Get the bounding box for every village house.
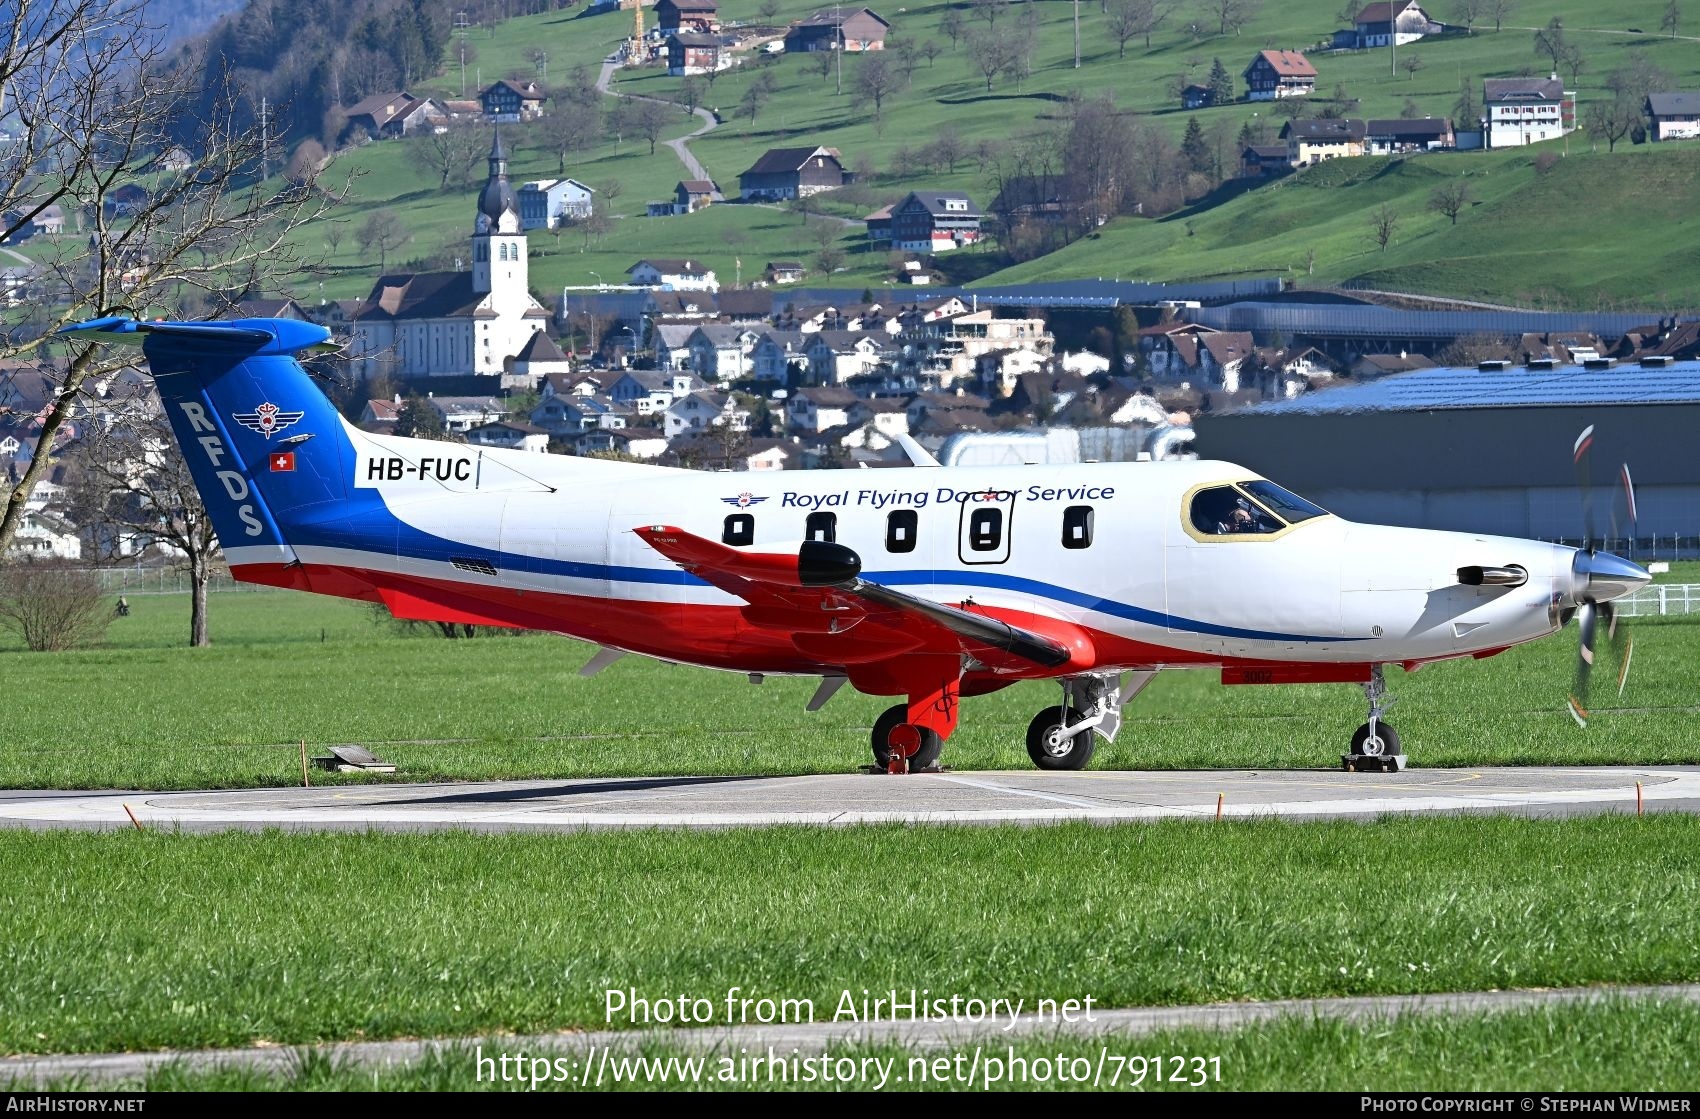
[656,0,720,33]
[664,391,750,439]
[1181,84,1217,110]
[1364,117,1454,154]
[426,394,507,432]
[751,331,811,382]
[787,386,864,433]
[507,331,573,380]
[685,324,762,383]
[863,204,893,242]
[1243,50,1316,101]
[1249,346,1335,400]
[667,33,734,76]
[765,261,805,284]
[1141,324,1257,391]
[1646,92,1700,141]
[806,331,890,384]
[518,179,595,229]
[480,79,546,122]
[1484,75,1574,149]
[609,369,705,414]
[530,394,630,435]
[465,420,550,452]
[739,146,849,201]
[653,323,700,371]
[1241,144,1291,177]
[1350,1,1435,48]
[742,438,798,471]
[889,191,983,253]
[784,7,890,52]
[344,91,442,139]
[627,258,719,292]
[1281,117,1367,166]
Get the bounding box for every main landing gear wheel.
[1026,705,1096,771]
[871,704,943,772]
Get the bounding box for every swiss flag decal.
[270,451,296,472]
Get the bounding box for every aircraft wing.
[633,525,1075,671]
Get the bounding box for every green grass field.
[980,142,1700,308]
[3,816,1699,1055]
[16,1000,1700,1090]
[273,0,1700,307]
[0,574,1695,788]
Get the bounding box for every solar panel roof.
[1237,362,1700,415]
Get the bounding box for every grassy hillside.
[275,0,1700,307]
[980,142,1700,309]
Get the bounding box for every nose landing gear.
[1344,665,1405,772]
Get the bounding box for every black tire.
[1026,705,1096,771]
[871,704,943,770]
[1350,721,1402,758]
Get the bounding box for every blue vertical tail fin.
[60,316,352,566]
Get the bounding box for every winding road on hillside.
[597,56,717,183]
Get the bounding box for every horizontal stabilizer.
[59,315,334,355]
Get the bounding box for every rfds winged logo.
[721,492,768,509]
[232,401,306,440]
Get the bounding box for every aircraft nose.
[1571,549,1652,603]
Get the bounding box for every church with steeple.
[349,129,551,385]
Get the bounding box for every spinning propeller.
[1566,425,1645,728]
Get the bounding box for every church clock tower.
[471,127,527,312]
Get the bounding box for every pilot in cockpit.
[1217,502,1256,534]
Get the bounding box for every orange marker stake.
[301,739,311,788]
[1216,792,1224,822]
[1637,781,1644,817]
[122,804,144,832]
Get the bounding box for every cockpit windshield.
[1239,480,1329,524]
[1188,480,1330,538]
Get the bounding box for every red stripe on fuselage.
[228,561,1447,683]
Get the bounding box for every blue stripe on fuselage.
[286,492,1353,644]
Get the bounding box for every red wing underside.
[633,525,1089,676]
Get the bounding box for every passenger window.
[1062,505,1094,549]
[1189,485,1283,537]
[885,509,918,553]
[723,513,755,546]
[968,507,1003,551]
[805,511,836,543]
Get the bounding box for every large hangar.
[1194,360,1700,552]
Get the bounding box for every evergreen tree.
[1207,58,1234,104]
[1181,118,1212,174]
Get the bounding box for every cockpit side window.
[1189,485,1285,537]
[1241,480,1328,524]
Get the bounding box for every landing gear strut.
[1024,672,1153,771]
[868,656,960,774]
[1343,665,1405,772]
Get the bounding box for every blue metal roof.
[1236,362,1700,415]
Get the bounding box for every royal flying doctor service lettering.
[779,485,1117,511]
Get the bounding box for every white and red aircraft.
[66,315,1650,772]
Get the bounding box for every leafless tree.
[357,211,411,271]
[1532,16,1567,72]
[1207,0,1261,36]
[66,400,222,645]
[852,52,899,121]
[407,121,489,190]
[972,0,1007,28]
[1104,0,1166,57]
[1402,53,1424,80]
[0,562,111,652]
[632,97,671,155]
[1662,0,1681,37]
[1368,203,1400,252]
[934,124,967,172]
[1449,0,1485,32]
[920,40,942,66]
[1485,0,1518,32]
[966,32,1014,92]
[1584,97,1638,151]
[1428,179,1471,225]
[0,0,339,559]
[1559,43,1586,85]
[539,105,601,174]
[940,8,967,45]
